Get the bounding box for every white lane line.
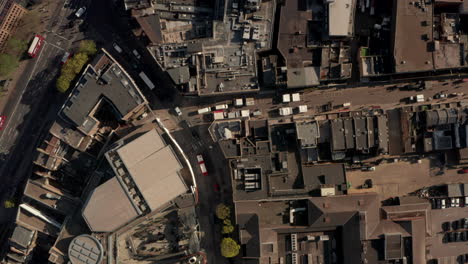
[0,43,47,144]
[45,41,64,51]
[52,0,70,33]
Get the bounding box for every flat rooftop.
[61,53,147,131]
[24,180,78,216]
[82,177,140,233]
[327,0,355,37]
[277,0,315,69]
[392,0,434,73]
[82,129,188,232]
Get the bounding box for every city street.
[0,0,89,247]
[0,0,467,261]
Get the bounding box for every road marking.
[0,43,47,145]
[45,41,65,51]
[52,0,70,33]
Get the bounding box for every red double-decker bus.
[28,34,45,58]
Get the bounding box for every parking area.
[428,207,468,259]
[346,157,468,201]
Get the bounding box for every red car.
[458,168,468,174]
[196,154,208,176]
[0,116,6,130]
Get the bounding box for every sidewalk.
[0,0,62,114]
[0,60,31,114]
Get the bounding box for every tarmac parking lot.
[427,207,468,259]
[346,158,468,201]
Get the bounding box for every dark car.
[463,218,468,229]
[448,232,455,242]
[455,232,461,242]
[459,254,466,264]
[442,221,450,232]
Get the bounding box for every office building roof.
[327,0,355,37]
[10,225,35,249]
[83,129,188,232]
[447,183,464,197]
[302,164,347,195]
[277,0,313,69]
[127,145,186,210]
[295,121,320,148]
[116,129,166,168]
[61,56,146,131]
[167,66,190,85]
[68,234,103,264]
[114,129,186,211]
[82,177,140,232]
[392,0,434,73]
[286,67,320,89]
[134,14,163,45]
[385,234,403,260]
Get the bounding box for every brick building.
[0,0,27,51]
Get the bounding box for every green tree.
[0,54,19,77]
[222,219,234,234]
[79,40,97,56]
[216,203,230,220]
[4,199,15,208]
[56,74,73,93]
[220,237,240,258]
[69,53,88,74]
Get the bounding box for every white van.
[215,104,228,110]
[113,43,123,53]
[197,107,211,114]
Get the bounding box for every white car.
[441,199,446,209]
[174,107,182,116]
[75,7,86,18]
[132,49,141,60]
[113,43,123,53]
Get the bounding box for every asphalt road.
[0,0,88,237]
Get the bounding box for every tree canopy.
[221,238,240,258]
[216,203,231,220]
[79,40,97,56]
[57,40,97,93]
[222,219,234,234]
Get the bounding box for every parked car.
[196,154,208,176]
[448,232,455,242]
[463,218,468,229]
[60,51,71,64]
[453,220,459,230]
[458,168,468,174]
[112,43,123,53]
[197,107,211,114]
[442,221,450,232]
[75,7,86,18]
[361,166,376,171]
[455,232,461,242]
[0,116,6,130]
[441,199,446,209]
[174,107,182,116]
[132,49,141,60]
